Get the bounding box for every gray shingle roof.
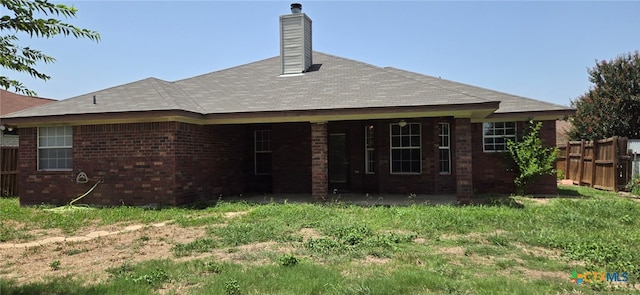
[381,67,571,114]
[2,51,572,120]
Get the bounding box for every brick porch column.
[311,122,328,200]
[455,118,473,204]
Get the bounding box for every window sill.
[483,150,508,153]
[390,172,422,175]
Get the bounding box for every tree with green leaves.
[506,121,558,195]
[568,51,640,140]
[1,0,99,96]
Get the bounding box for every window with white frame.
[483,122,516,152]
[365,125,375,174]
[254,130,272,175]
[439,123,451,174]
[390,122,421,174]
[38,126,72,170]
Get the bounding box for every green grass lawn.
[1,185,639,294]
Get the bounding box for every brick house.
[1,89,55,147]
[0,5,574,206]
[1,90,55,196]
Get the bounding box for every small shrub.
[330,224,372,246]
[626,175,640,196]
[49,260,61,271]
[557,169,565,181]
[224,279,241,295]
[506,120,558,195]
[278,253,298,267]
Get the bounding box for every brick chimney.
[279,3,312,75]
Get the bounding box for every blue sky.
[6,1,640,107]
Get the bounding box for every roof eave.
[1,110,205,128]
[1,102,501,127]
[201,102,500,124]
[473,109,576,123]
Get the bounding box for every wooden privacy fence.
[557,137,632,192]
[0,147,18,197]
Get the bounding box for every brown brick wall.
[19,122,179,206]
[17,118,559,206]
[18,122,249,206]
[471,120,557,195]
[18,127,76,205]
[175,123,245,205]
[455,118,473,203]
[309,123,327,199]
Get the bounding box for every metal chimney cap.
[290,3,302,13]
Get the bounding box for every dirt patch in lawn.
[223,210,250,219]
[0,222,206,285]
[298,227,322,240]
[524,198,552,205]
[362,255,391,265]
[439,229,508,242]
[435,246,465,255]
[0,209,294,285]
[517,267,567,281]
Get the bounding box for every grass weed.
[172,238,220,257]
[2,185,640,294]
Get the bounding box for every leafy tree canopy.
[568,51,640,140]
[1,0,99,96]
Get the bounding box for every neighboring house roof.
[0,89,55,116]
[556,120,571,145]
[1,51,574,125]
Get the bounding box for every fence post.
[577,140,585,185]
[613,136,619,191]
[564,141,570,179]
[591,139,598,188]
